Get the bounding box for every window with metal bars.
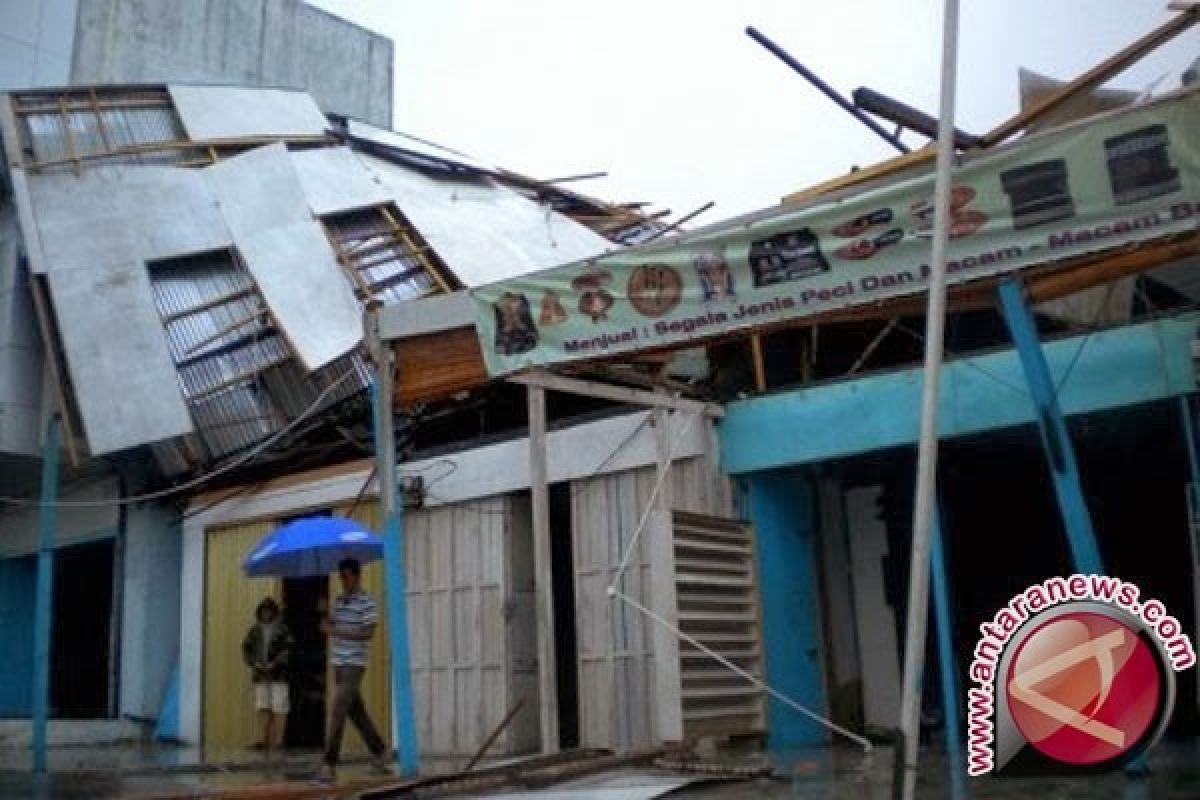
[320,204,457,305]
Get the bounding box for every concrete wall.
[0,474,119,558]
[0,197,42,456]
[844,486,901,732]
[0,0,79,90]
[118,502,181,722]
[71,0,393,127]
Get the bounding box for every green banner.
[473,89,1200,377]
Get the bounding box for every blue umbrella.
[243,516,384,578]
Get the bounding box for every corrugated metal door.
[203,520,279,752]
[335,501,392,755]
[204,511,393,755]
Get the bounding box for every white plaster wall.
[119,502,181,721]
[845,485,901,731]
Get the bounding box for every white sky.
[313,1,1198,220]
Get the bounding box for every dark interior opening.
[841,399,1198,737]
[51,538,114,719]
[549,482,579,749]
[282,575,329,749]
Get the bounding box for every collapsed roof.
[0,83,663,474]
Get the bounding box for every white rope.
[601,407,871,753]
[610,409,698,584]
[609,587,873,752]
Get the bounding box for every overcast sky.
[312,1,1198,221]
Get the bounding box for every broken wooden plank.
[980,9,1199,146]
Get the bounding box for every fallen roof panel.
[47,262,193,454]
[288,146,393,216]
[204,143,362,370]
[169,85,330,140]
[362,153,615,287]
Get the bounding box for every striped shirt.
[330,590,378,667]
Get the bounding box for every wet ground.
[676,741,1200,799]
[0,740,1198,798]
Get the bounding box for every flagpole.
[896,0,960,798]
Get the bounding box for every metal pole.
[32,413,61,773]
[745,26,910,154]
[367,312,420,775]
[996,278,1103,574]
[930,508,966,800]
[895,1,959,797]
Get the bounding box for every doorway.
[282,576,328,749]
[549,483,579,749]
[51,538,115,718]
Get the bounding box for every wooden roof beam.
[508,369,725,417]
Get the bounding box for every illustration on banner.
[492,291,538,356]
[693,249,736,302]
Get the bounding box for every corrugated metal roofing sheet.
[16,88,187,169]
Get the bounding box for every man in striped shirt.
[315,558,389,783]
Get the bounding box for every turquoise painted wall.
[746,470,830,749]
[721,313,1199,474]
[0,555,36,716]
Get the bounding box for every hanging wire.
[0,370,358,508]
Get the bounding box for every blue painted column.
[746,470,829,750]
[996,278,1104,575]
[370,379,419,775]
[930,507,966,799]
[32,414,61,773]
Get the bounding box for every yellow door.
[203,520,279,755]
[331,500,393,755]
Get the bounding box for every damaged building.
[1,1,1198,788]
[0,74,700,759]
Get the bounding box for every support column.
[526,385,559,752]
[746,470,828,750]
[367,316,419,775]
[996,278,1104,574]
[930,507,966,800]
[32,413,61,773]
